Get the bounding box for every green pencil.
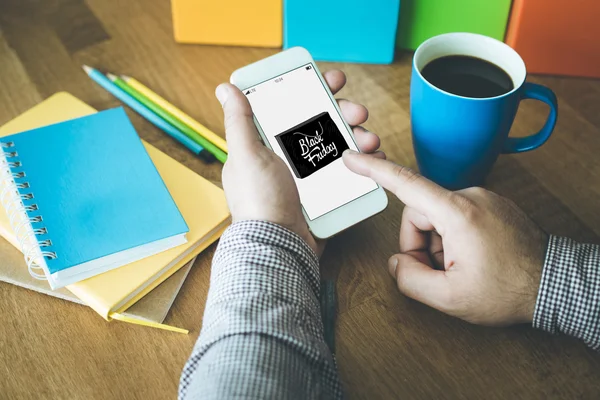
[107,73,227,163]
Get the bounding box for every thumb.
[389,253,451,312]
[215,83,261,155]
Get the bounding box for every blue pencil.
[82,65,214,162]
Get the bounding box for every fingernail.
[344,149,358,156]
[215,84,229,105]
[388,257,398,276]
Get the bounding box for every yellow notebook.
[171,0,282,47]
[0,92,231,332]
[0,234,196,325]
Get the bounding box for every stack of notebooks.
[0,92,230,332]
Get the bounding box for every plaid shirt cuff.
[533,235,600,350]
[179,220,342,399]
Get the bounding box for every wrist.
[517,230,549,324]
[231,218,320,259]
[232,216,321,257]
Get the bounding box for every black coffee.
[421,55,514,98]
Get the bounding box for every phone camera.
[306,65,312,70]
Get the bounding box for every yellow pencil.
[121,75,228,153]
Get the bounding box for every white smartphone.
[230,47,388,238]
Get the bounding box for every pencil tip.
[82,65,93,74]
[106,73,118,81]
[121,74,130,81]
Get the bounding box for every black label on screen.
[275,112,349,179]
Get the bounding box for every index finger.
[342,150,454,224]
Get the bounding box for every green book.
[397,0,512,50]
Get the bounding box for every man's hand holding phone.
[216,70,385,256]
[217,67,550,327]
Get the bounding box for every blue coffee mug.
[411,32,558,190]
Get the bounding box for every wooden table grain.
[1,0,600,399]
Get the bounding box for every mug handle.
[503,82,558,153]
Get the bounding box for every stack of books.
[0,92,230,332]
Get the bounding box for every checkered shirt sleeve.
[179,220,343,399]
[533,235,600,350]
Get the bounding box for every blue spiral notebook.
[0,107,188,289]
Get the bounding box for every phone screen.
[245,63,378,220]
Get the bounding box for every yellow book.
[171,0,282,47]
[0,234,196,326]
[0,92,231,332]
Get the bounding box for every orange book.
[505,0,600,78]
[172,0,282,47]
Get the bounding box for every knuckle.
[254,148,273,169]
[223,112,238,131]
[447,191,468,209]
[449,193,480,224]
[460,187,495,206]
[392,164,421,186]
[463,186,488,198]
[223,109,253,132]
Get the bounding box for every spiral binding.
[0,141,57,280]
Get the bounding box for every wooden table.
[1,0,600,398]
